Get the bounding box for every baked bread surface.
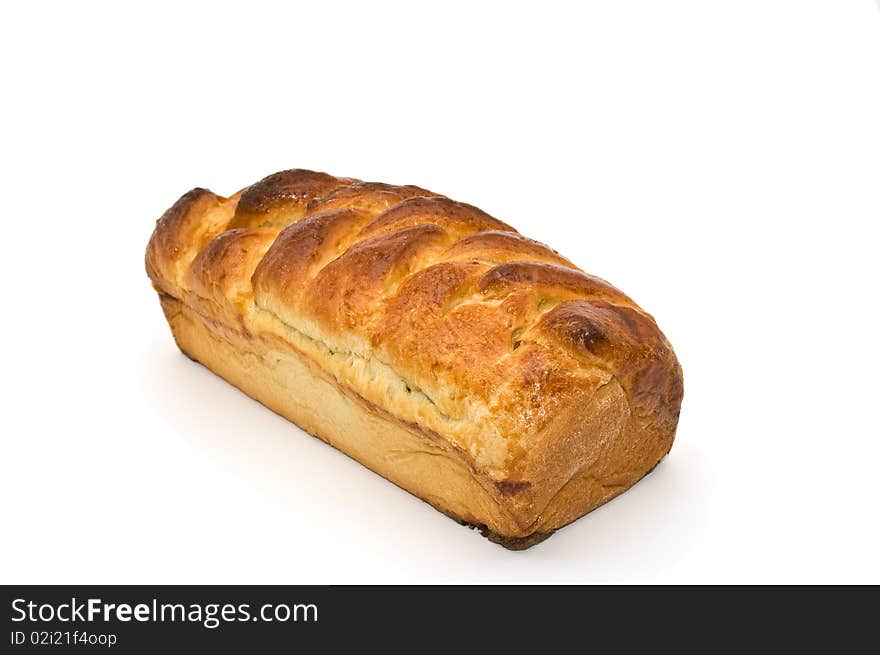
[146,169,683,548]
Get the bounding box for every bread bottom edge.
[454,450,667,550]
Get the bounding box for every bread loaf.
[145,169,683,549]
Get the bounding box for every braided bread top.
[146,169,682,501]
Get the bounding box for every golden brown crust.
[145,168,684,546]
[355,196,515,241]
[442,230,577,268]
[306,181,440,215]
[227,169,355,230]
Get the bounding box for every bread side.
[146,169,684,545]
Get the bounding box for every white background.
[1,1,878,584]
